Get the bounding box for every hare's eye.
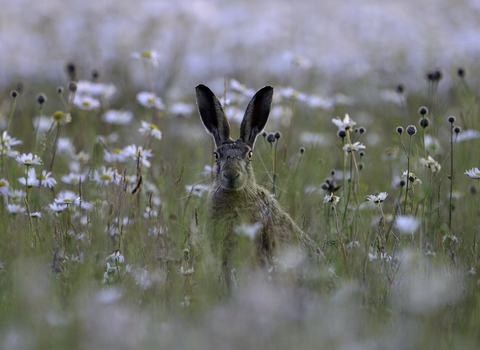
[247,151,253,160]
[213,151,219,160]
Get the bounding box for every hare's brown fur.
[196,84,322,284]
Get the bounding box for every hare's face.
[214,140,253,190]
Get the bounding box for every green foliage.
[0,68,479,349]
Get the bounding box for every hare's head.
[195,84,273,191]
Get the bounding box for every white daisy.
[366,192,388,206]
[73,95,101,110]
[131,50,159,66]
[122,144,153,168]
[343,142,366,153]
[102,110,133,125]
[136,92,164,109]
[420,156,441,172]
[332,114,356,131]
[54,191,81,206]
[7,204,25,215]
[92,166,121,186]
[139,121,162,140]
[324,193,340,206]
[464,167,480,179]
[16,153,42,166]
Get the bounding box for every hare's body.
[196,84,322,283]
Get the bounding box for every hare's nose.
[223,167,239,181]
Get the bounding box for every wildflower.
[1,131,22,149]
[102,110,133,125]
[406,125,417,136]
[8,189,26,202]
[73,95,101,110]
[366,192,388,206]
[279,86,303,101]
[54,191,81,206]
[18,168,39,187]
[420,156,441,172]
[332,114,356,131]
[24,169,57,188]
[143,206,158,219]
[131,50,159,66]
[395,215,421,234]
[418,106,428,116]
[347,241,360,249]
[16,153,42,166]
[456,130,480,142]
[92,166,121,186]
[30,212,42,218]
[234,222,263,240]
[0,178,9,197]
[324,193,340,206]
[402,171,422,185]
[106,250,125,264]
[7,204,25,215]
[33,116,53,134]
[76,80,116,99]
[103,148,127,163]
[61,172,87,185]
[343,142,366,153]
[122,144,153,168]
[134,268,152,290]
[53,110,72,124]
[229,79,254,95]
[464,167,480,179]
[48,203,67,214]
[185,184,210,197]
[136,92,164,109]
[179,266,195,276]
[139,120,162,140]
[73,151,90,164]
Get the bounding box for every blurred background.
[1,0,480,98]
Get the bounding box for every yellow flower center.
[53,110,65,121]
[0,181,7,187]
[149,124,158,130]
[101,174,112,181]
[63,198,73,204]
[141,51,152,58]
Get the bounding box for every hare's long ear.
[240,86,273,148]
[195,84,232,147]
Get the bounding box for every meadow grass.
[0,61,479,349]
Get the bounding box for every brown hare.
[195,84,322,286]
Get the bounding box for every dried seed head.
[299,147,305,154]
[274,131,282,139]
[10,90,18,98]
[418,106,428,115]
[330,170,335,176]
[92,69,100,81]
[358,162,364,171]
[68,81,77,92]
[427,69,442,82]
[399,180,406,187]
[470,185,477,195]
[359,127,366,134]
[266,133,276,143]
[57,86,64,94]
[454,126,461,134]
[448,116,456,124]
[261,131,267,137]
[36,93,47,105]
[396,126,404,134]
[419,118,430,128]
[396,83,405,94]
[338,130,346,139]
[457,67,465,78]
[66,62,76,80]
[406,125,417,136]
[359,151,365,158]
